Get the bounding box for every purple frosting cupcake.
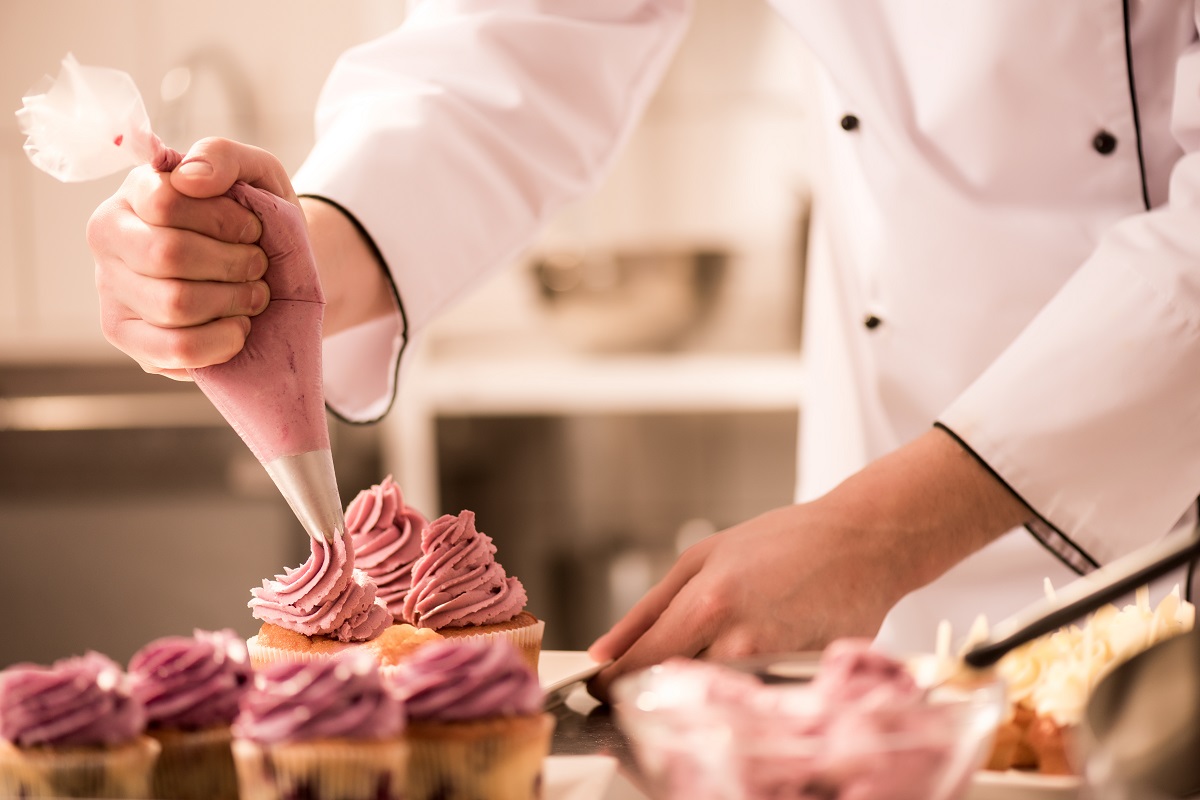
[0,652,158,798]
[128,629,251,800]
[231,652,407,800]
[388,640,553,800]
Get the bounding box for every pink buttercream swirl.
[233,652,402,744]
[345,475,427,617]
[249,531,392,642]
[402,510,527,629]
[0,652,145,747]
[389,640,542,722]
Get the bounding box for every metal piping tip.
[263,449,344,543]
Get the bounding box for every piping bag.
[16,54,343,544]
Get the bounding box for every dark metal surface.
[550,690,637,776]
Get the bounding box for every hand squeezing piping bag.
[16,54,343,543]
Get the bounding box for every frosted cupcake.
[399,510,543,670]
[247,530,394,667]
[128,628,252,800]
[231,652,407,800]
[389,639,553,800]
[0,652,158,798]
[345,474,427,618]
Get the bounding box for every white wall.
[0,0,406,362]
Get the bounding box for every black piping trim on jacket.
[1122,0,1151,211]
[933,422,1101,575]
[1188,498,1199,604]
[298,193,407,426]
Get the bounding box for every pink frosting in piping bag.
[16,56,342,544]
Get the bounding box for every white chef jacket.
[295,0,1200,651]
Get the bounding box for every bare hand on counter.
[87,137,394,380]
[586,427,1035,701]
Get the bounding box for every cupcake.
[0,651,159,798]
[345,474,427,618]
[231,652,406,800]
[128,629,252,800]
[389,639,553,800]
[399,510,544,670]
[247,529,393,667]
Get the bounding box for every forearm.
[301,196,396,337]
[817,426,1034,605]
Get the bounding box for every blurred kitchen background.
[0,0,825,666]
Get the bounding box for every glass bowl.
[613,651,1006,800]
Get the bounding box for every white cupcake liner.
[148,725,237,800]
[250,616,545,676]
[246,634,354,669]
[404,713,555,800]
[232,737,408,800]
[0,735,159,799]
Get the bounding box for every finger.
[114,220,268,283]
[170,137,297,204]
[587,580,715,703]
[104,315,253,372]
[587,547,706,662]
[103,269,269,330]
[126,168,262,244]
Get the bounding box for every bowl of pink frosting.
[613,639,1006,800]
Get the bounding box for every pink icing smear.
[249,531,392,642]
[345,474,427,617]
[634,641,961,800]
[402,510,527,629]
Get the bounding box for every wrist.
[300,196,396,337]
[818,427,1032,603]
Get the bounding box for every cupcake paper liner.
[415,615,545,674]
[251,614,546,675]
[0,736,159,799]
[232,737,408,800]
[404,713,555,800]
[246,634,354,669]
[148,725,238,800]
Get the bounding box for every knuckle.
[153,281,195,323]
[689,589,730,627]
[142,185,182,225]
[147,231,187,274]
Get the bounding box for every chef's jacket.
[294,0,1200,650]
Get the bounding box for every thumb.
[169,136,297,205]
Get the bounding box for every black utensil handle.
[964,525,1200,668]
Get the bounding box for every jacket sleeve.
[939,21,1200,570]
[292,0,691,423]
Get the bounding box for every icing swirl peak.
[345,475,427,617]
[389,640,542,721]
[249,531,391,642]
[233,653,402,743]
[128,629,251,730]
[402,510,527,629]
[0,652,145,746]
